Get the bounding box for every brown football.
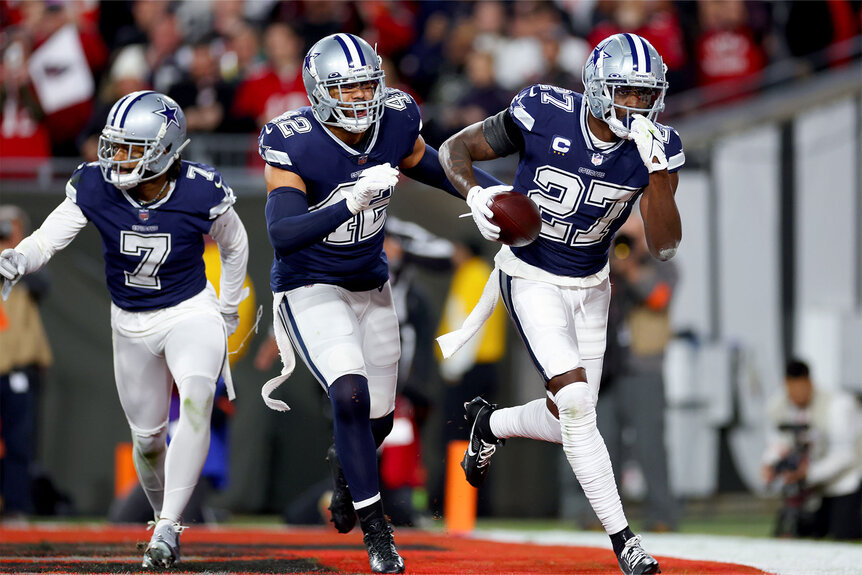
[489,191,542,247]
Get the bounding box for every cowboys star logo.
[155,100,180,129]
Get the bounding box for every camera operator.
[762,359,862,540]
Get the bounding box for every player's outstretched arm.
[439,123,503,198]
[400,135,503,199]
[639,170,681,261]
[1,198,87,299]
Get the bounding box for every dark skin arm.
[639,169,681,261]
[439,122,501,199]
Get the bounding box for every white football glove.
[0,249,27,301]
[466,185,509,242]
[342,163,400,214]
[629,114,668,173]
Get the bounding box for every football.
[489,191,542,247]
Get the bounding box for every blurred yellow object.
[203,241,255,365]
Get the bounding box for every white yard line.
[474,529,862,575]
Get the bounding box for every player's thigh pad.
[112,330,174,432]
[281,284,366,387]
[359,283,400,418]
[572,277,611,361]
[502,274,609,381]
[163,310,225,388]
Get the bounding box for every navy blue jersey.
[259,88,421,292]
[66,161,235,311]
[506,84,684,277]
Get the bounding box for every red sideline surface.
[0,525,767,574]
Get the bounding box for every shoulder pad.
[383,89,422,131]
[65,162,96,203]
[258,111,314,170]
[181,162,238,219]
[508,84,577,132]
[657,123,685,172]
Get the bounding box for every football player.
[0,92,249,570]
[437,33,683,575]
[258,34,502,574]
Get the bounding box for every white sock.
[554,382,627,535]
[489,398,562,443]
[160,376,214,523]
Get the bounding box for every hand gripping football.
[489,191,542,247]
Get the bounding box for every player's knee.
[176,375,216,429]
[329,374,370,423]
[131,424,168,458]
[553,380,594,420]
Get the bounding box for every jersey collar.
[579,96,625,155]
[120,180,177,210]
[315,112,381,158]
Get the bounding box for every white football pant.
[276,282,400,419]
[111,285,225,523]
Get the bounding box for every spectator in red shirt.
[694,0,765,100]
[229,22,306,133]
[588,0,688,91]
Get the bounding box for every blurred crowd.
[1,0,860,168]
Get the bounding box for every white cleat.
[142,520,185,569]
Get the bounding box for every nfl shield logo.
[138,209,149,222]
[591,153,604,166]
[357,155,368,165]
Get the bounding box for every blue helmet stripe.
[623,33,639,71]
[119,91,156,129]
[637,36,652,73]
[333,34,354,68]
[347,34,367,66]
[109,93,134,127]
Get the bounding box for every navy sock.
[370,412,394,448]
[329,374,380,504]
[610,525,636,555]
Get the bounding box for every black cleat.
[616,534,661,575]
[362,518,405,574]
[326,444,356,533]
[461,396,502,488]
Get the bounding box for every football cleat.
[362,518,405,574]
[616,534,661,575]
[461,396,502,488]
[142,520,184,569]
[326,444,357,533]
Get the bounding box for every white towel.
[261,293,296,412]
[436,264,501,359]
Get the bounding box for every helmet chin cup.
[606,116,630,139]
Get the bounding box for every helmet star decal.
[591,46,610,70]
[155,100,180,129]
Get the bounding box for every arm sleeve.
[401,144,504,199]
[208,207,249,310]
[482,109,525,157]
[807,395,859,487]
[266,187,354,256]
[15,198,88,274]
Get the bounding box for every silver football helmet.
[302,34,386,134]
[582,33,668,138]
[98,91,191,189]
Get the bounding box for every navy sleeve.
[266,187,354,256]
